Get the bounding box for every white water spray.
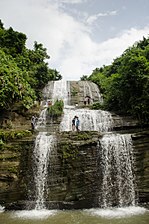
[33,133,56,209]
[60,108,113,132]
[31,81,58,210]
[52,80,69,106]
[80,81,103,103]
[99,133,136,208]
[35,109,47,129]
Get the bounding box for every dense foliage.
[87,37,149,123]
[0,20,62,113]
[47,100,64,118]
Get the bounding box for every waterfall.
[59,80,107,132]
[60,108,113,132]
[90,81,103,103]
[31,82,60,210]
[30,80,69,210]
[83,81,93,101]
[52,80,69,106]
[67,81,71,106]
[29,80,137,211]
[99,133,136,208]
[80,81,103,103]
[33,133,56,209]
[35,108,47,129]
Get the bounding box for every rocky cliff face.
[46,131,101,208]
[0,134,34,205]
[1,129,148,209]
[132,130,149,203]
[45,130,149,208]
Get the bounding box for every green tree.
[0,49,36,111]
[0,20,62,115]
[80,75,88,81]
[88,37,149,122]
[0,27,26,56]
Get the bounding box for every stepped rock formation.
[0,81,148,209]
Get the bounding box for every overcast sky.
[0,0,149,80]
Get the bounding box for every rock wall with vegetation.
[1,128,148,209]
[0,130,34,205]
[45,130,149,208]
[132,130,149,203]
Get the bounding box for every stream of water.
[60,108,114,132]
[99,133,136,208]
[32,133,56,210]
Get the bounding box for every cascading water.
[60,108,114,132]
[79,80,103,103]
[83,81,93,102]
[56,80,136,208]
[33,133,56,209]
[52,80,70,105]
[59,81,109,132]
[35,108,47,128]
[31,80,70,210]
[89,81,103,103]
[31,81,59,210]
[31,79,137,211]
[99,133,136,208]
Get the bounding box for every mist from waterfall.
[99,133,136,208]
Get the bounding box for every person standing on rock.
[31,115,36,130]
[84,97,87,105]
[72,116,76,131]
[87,96,91,105]
[75,116,80,132]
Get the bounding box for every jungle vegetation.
[47,99,64,118]
[0,20,62,114]
[83,37,149,123]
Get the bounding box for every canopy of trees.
[86,37,149,123]
[0,20,62,113]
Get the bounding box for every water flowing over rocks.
[0,80,149,210]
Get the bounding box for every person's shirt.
[72,118,75,125]
[76,119,80,126]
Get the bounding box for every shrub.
[47,99,64,118]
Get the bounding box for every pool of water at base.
[0,206,149,224]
